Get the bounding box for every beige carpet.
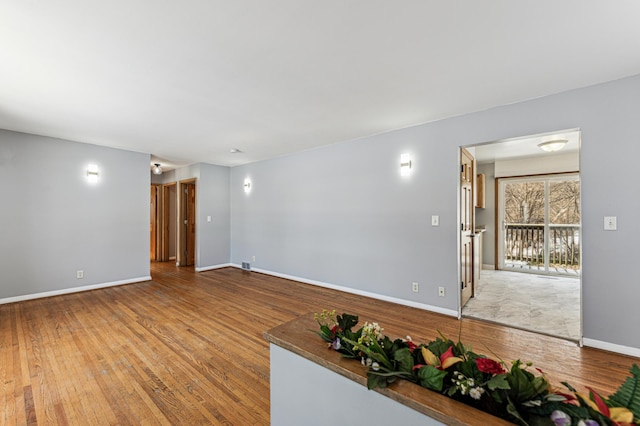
[462,269,580,341]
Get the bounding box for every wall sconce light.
[152,163,163,175]
[400,153,412,176]
[87,164,99,183]
[244,178,251,193]
[538,139,568,152]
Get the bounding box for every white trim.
[482,264,495,270]
[0,276,152,305]
[231,264,458,318]
[196,263,233,272]
[582,338,640,358]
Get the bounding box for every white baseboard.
[482,264,495,270]
[230,264,458,318]
[582,338,640,358]
[196,263,233,272]
[0,276,152,305]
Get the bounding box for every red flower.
[407,340,418,352]
[475,358,505,375]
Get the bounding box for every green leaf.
[505,396,528,426]
[505,362,548,403]
[337,313,358,332]
[318,325,333,342]
[367,372,389,390]
[561,381,577,393]
[416,365,448,392]
[393,347,414,373]
[608,363,640,421]
[487,374,510,391]
[428,337,453,357]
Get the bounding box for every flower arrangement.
[314,309,640,426]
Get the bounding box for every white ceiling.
[2,1,640,169]
[472,129,580,164]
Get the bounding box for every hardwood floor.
[1,262,638,425]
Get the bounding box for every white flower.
[371,362,380,371]
[469,387,485,400]
[361,357,373,367]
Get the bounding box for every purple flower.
[332,337,341,350]
[577,421,599,426]
[550,410,571,426]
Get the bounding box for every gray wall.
[231,74,640,351]
[232,126,456,310]
[0,130,150,299]
[197,163,231,268]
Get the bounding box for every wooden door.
[186,183,196,266]
[460,148,475,307]
[150,185,158,261]
[162,183,177,262]
[179,181,196,266]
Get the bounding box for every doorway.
[150,182,179,263]
[459,129,581,341]
[162,183,177,262]
[178,180,196,267]
[150,184,160,261]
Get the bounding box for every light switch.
[207,216,212,222]
[431,215,439,226]
[604,216,617,231]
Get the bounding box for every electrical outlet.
[604,216,617,231]
[76,270,84,279]
[431,215,439,226]
[412,282,419,293]
[252,255,256,262]
[438,287,445,297]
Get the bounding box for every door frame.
[460,128,583,342]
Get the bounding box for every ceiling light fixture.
[538,140,568,152]
[152,163,163,175]
[230,148,242,154]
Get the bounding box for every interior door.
[162,183,177,261]
[150,185,158,261]
[186,183,196,266]
[460,148,475,306]
[179,181,196,267]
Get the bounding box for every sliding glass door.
[498,174,580,276]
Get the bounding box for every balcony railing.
[504,223,580,274]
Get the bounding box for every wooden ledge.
[264,313,513,426]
